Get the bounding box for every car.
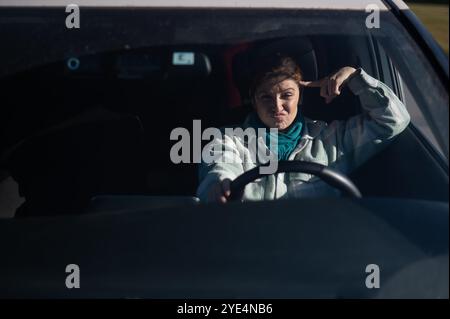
[0,0,448,298]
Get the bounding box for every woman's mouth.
[272,113,287,119]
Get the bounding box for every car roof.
[0,0,402,10]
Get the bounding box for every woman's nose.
[274,97,284,112]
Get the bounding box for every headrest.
[232,36,318,104]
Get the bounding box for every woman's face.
[253,78,300,130]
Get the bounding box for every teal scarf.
[248,111,304,161]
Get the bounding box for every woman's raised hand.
[299,66,357,104]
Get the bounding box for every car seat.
[6,108,148,217]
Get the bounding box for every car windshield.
[0,3,448,300]
[0,7,448,216]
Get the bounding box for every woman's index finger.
[299,80,322,88]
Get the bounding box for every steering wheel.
[229,161,362,200]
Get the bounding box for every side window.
[374,39,445,159]
[397,73,446,159]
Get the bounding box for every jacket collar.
[242,113,325,141]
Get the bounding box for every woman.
[197,55,410,203]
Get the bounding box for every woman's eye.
[281,93,293,99]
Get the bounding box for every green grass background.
[405,0,449,55]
